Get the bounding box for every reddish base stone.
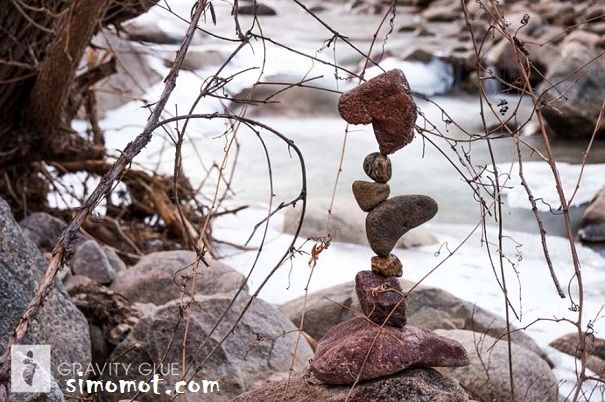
[310,318,470,385]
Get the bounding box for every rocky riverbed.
[3,0,604,401]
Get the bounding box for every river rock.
[338,69,417,154]
[71,239,116,284]
[91,32,162,116]
[19,212,70,251]
[110,250,247,305]
[579,187,605,243]
[103,246,126,272]
[366,195,438,256]
[486,34,559,86]
[0,197,91,388]
[231,368,469,402]
[123,21,181,44]
[436,329,558,402]
[163,49,225,72]
[355,270,406,326]
[550,332,605,361]
[362,152,392,183]
[102,293,313,401]
[371,253,403,276]
[238,3,277,16]
[422,5,460,22]
[310,318,469,384]
[279,280,546,360]
[550,332,605,378]
[538,45,605,139]
[232,79,340,117]
[352,181,390,211]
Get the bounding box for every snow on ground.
[498,161,605,211]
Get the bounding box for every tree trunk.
[0,0,156,215]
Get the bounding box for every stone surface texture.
[362,152,392,183]
[19,212,69,251]
[103,293,313,401]
[110,250,247,305]
[0,197,91,388]
[310,318,469,384]
[231,368,469,402]
[579,186,605,242]
[355,270,407,326]
[352,180,390,211]
[72,239,116,284]
[538,45,605,139]
[550,332,605,378]
[338,69,418,154]
[371,254,403,276]
[437,329,558,402]
[366,195,438,256]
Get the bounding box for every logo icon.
[11,345,51,393]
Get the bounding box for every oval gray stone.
[366,195,438,256]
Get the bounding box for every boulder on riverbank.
[538,45,605,139]
[550,332,605,378]
[437,329,558,402]
[0,197,91,388]
[579,187,605,244]
[231,368,469,401]
[110,250,248,305]
[103,293,313,401]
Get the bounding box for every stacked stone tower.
[309,69,470,385]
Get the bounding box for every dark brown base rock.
[355,270,406,326]
[371,254,403,277]
[352,181,390,211]
[230,368,469,402]
[310,318,470,385]
[366,195,438,256]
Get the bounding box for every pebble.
[371,254,403,277]
[352,180,390,212]
[362,152,392,183]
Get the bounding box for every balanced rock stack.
[309,69,470,385]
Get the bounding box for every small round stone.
[371,254,403,277]
[363,153,392,183]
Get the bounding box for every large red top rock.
[338,69,417,155]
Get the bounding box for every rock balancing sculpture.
[309,69,470,385]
